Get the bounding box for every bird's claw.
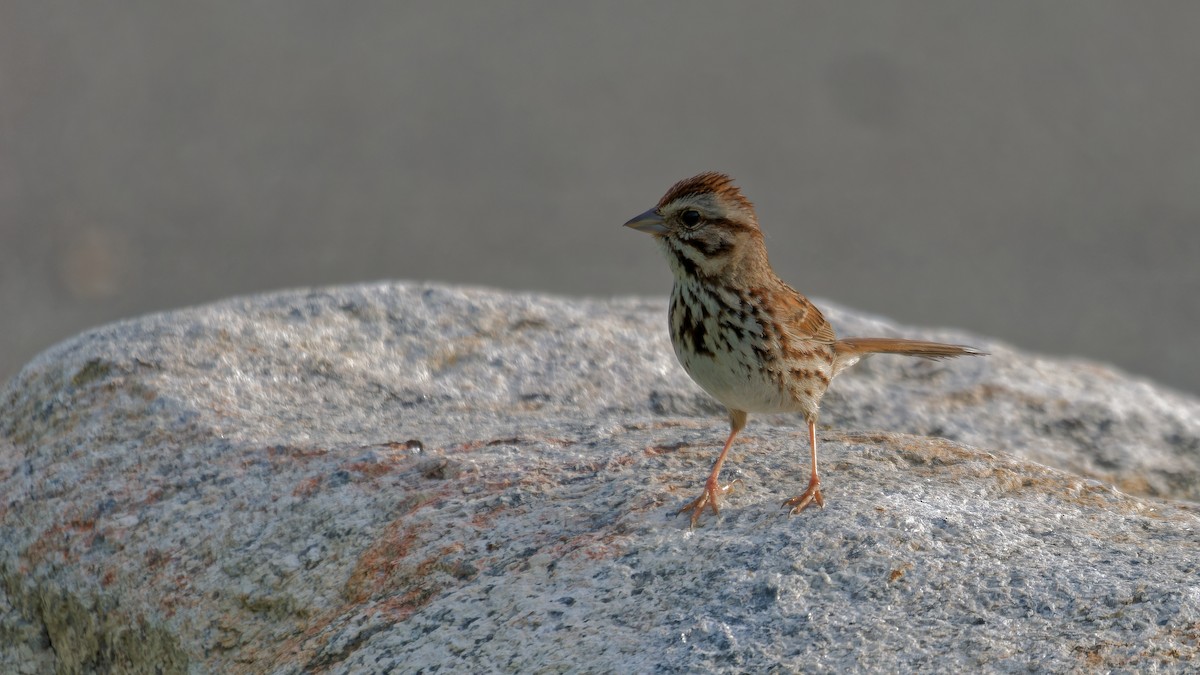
[677,479,742,527]
[782,477,824,514]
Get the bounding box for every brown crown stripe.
[657,172,755,214]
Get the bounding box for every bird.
[625,172,984,526]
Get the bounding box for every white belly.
[677,348,801,414]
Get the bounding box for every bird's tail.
[832,337,985,374]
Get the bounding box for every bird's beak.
[624,208,669,235]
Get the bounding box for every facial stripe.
[707,216,758,235]
[676,233,733,259]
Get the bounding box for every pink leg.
[782,418,825,513]
[678,409,747,527]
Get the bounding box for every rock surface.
[1,282,1198,673]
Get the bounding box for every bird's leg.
[678,409,747,527]
[783,418,825,514]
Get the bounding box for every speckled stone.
[2,282,1198,673]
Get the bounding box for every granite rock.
[1,282,1198,673]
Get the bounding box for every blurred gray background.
[3,3,1199,395]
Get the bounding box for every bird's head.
[624,172,767,280]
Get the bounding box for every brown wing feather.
[776,284,836,344]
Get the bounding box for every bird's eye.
[679,209,703,228]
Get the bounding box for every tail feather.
[833,337,985,373]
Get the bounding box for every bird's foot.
[782,475,824,514]
[677,478,741,527]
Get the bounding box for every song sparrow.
[625,172,983,526]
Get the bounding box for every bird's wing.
[777,285,836,345]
